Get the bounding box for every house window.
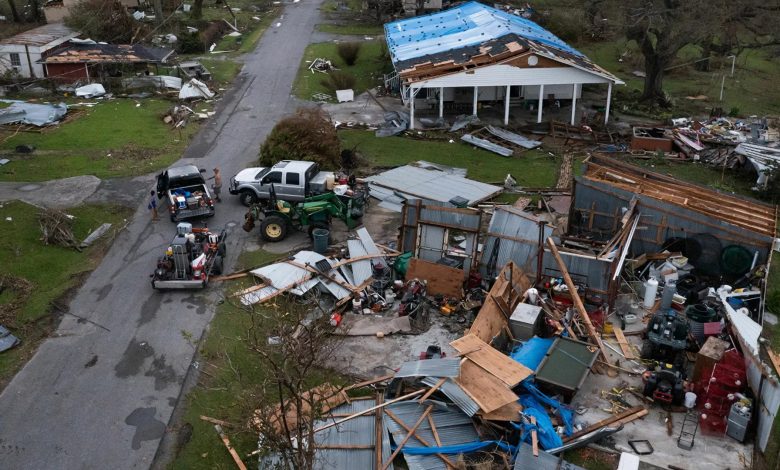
[9,53,21,68]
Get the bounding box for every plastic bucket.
[312,228,330,254]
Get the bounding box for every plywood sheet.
[406,258,463,298]
[455,360,519,413]
[451,334,533,387]
[469,261,531,343]
[477,400,522,422]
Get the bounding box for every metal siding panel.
[418,225,445,261]
[366,166,501,206]
[395,359,461,378]
[420,377,479,417]
[347,239,373,285]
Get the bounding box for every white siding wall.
[0,45,43,78]
[411,63,611,89]
[412,83,581,108]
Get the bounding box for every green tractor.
[243,184,368,242]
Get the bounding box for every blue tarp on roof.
[385,1,583,64]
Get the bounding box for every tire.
[170,213,176,223]
[260,216,288,242]
[218,241,227,257]
[307,222,331,240]
[239,190,258,207]
[212,255,224,275]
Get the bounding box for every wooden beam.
[284,260,360,292]
[530,416,539,457]
[200,415,234,427]
[313,389,425,434]
[214,424,248,470]
[345,374,394,391]
[562,406,647,442]
[767,347,780,375]
[384,409,457,469]
[418,378,447,403]
[375,392,383,470]
[613,327,636,360]
[428,414,442,446]
[546,237,609,363]
[382,405,433,470]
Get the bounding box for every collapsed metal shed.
[571,156,777,268]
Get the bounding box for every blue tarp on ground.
[399,440,515,455]
[384,1,583,64]
[510,336,554,371]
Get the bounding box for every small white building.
[0,24,79,78]
[385,2,624,128]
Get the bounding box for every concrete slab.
[0,175,101,208]
[572,331,752,470]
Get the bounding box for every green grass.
[293,41,391,101]
[197,58,242,85]
[0,201,132,383]
[170,248,279,469]
[340,129,560,186]
[0,99,204,181]
[577,40,780,117]
[316,23,384,36]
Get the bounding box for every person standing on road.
[208,167,222,203]
[148,190,160,221]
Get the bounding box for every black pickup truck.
[157,165,216,222]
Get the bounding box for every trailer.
[151,223,227,290]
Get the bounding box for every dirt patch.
[0,275,33,327]
[107,144,158,170]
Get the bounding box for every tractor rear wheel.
[212,255,224,275]
[260,216,288,242]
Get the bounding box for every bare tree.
[6,0,22,22]
[191,0,204,19]
[239,293,351,470]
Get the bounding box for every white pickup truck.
[228,160,334,206]
[156,165,216,222]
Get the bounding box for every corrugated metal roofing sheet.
[480,206,552,278]
[486,126,543,149]
[395,359,461,378]
[385,1,581,63]
[514,442,584,469]
[347,239,372,285]
[461,134,514,157]
[385,401,478,470]
[357,227,388,269]
[367,165,501,208]
[420,377,479,417]
[259,398,392,470]
[0,23,77,46]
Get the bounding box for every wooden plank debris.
[469,261,531,343]
[455,359,520,413]
[477,401,522,422]
[406,258,463,298]
[451,334,533,387]
[382,405,433,470]
[418,377,447,403]
[213,424,248,470]
[384,409,457,469]
[546,238,609,363]
[313,389,425,434]
[562,406,648,442]
[613,327,636,360]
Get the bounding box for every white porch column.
[410,86,416,130]
[402,84,408,107]
[537,84,545,123]
[604,82,613,124]
[570,83,578,125]
[472,86,479,116]
[439,87,444,118]
[504,85,510,125]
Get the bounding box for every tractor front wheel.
[260,216,288,242]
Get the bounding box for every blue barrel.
[312,228,330,254]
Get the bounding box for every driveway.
[0,1,323,468]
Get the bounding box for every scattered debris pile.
[38,208,80,250]
[0,100,68,127]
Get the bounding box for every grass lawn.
[340,129,561,186]
[0,201,133,386]
[316,23,384,36]
[197,58,242,85]
[0,99,204,181]
[293,41,391,101]
[577,41,780,117]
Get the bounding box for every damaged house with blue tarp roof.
[384,1,624,128]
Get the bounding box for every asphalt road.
[0,1,322,468]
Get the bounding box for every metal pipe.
[536,221,548,284]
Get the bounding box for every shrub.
[320,71,357,92]
[178,32,205,54]
[337,42,362,66]
[259,108,341,169]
